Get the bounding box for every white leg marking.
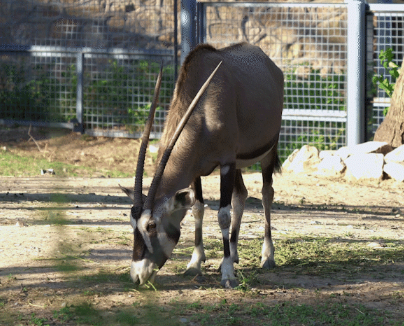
[261,238,275,266]
[230,241,238,263]
[186,201,206,275]
[221,165,230,175]
[221,256,235,281]
[220,228,235,281]
[218,205,231,230]
[218,208,238,287]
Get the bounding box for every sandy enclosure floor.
[1,172,404,324]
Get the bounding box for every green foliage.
[84,60,173,132]
[0,58,174,132]
[0,60,76,122]
[284,65,346,111]
[30,313,49,326]
[372,48,401,116]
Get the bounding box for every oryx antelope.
[120,42,284,288]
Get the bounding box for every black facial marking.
[132,228,145,261]
[165,222,181,243]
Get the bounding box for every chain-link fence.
[0,0,178,138]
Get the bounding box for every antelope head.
[120,62,222,285]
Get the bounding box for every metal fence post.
[181,0,197,65]
[75,52,84,133]
[347,0,366,146]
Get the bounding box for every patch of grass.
[236,270,258,292]
[53,302,102,325]
[116,310,139,325]
[30,313,49,326]
[53,306,74,322]
[172,300,397,326]
[0,151,132,177]
[81,269,132,285]
[237,236,404,277]
[204,239,223,259]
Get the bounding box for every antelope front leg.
[185,178,206,276]
[218,163,238,288]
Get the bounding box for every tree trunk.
[374,59,404,147]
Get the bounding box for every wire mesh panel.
[83,54,175,137]
[198,3,348,161]
[366,6,404,138]
[0,0,177,137]
[0,51,77,124]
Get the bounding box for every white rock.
[344,153,384,180]
[319,150,336,160]
[384,145,404,164]
[384,162,404,182]
[282,145,320,173]
[282,149,299,171]
[353,141,393,155]
[336,141,393,160]
[149,143,160,154]
[335,146,350,160]
[317,155,346,175]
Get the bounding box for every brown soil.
[1,126,404,325]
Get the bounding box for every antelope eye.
[147,221,157,230]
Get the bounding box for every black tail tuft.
[274,151,282,174]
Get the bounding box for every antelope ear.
[173,188,195,210]
[119,185,146,204]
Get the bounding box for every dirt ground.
[1,127,404,325]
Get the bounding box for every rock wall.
[0,0,177,50]
[0,0,349,69]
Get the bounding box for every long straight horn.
[133,65,163,207]
[144,61,223,210]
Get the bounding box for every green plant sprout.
[372,48,401,116]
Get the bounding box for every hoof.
[221,278,239,289]
[261,259,276,269]
[184,267,202,276]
